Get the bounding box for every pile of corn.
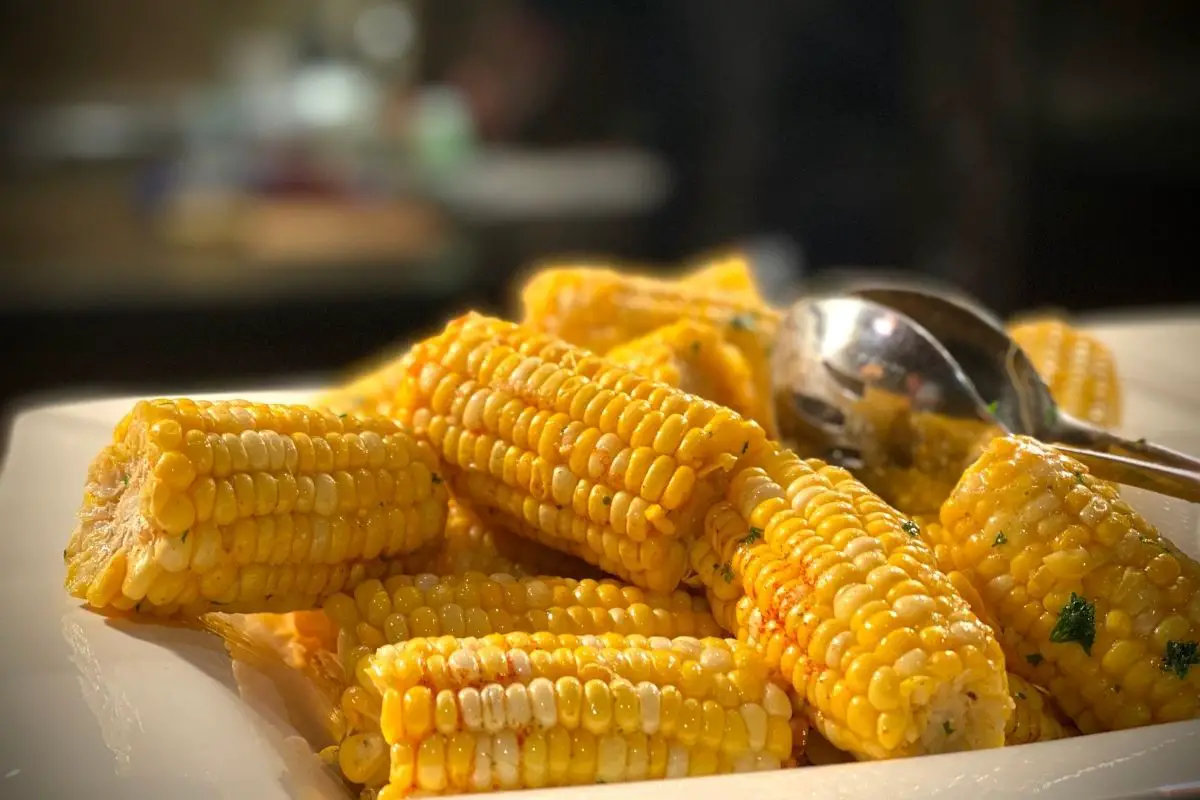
[63,254,1199,800]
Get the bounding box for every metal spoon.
[773,293,1200,502]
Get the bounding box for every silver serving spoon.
[773,292,1200,502]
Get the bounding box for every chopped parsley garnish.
[181,529,188,542]
[741,441,750,454]
[901,520,920,537]
[1162,640,1200,680]
[121,476,129,487]
[986,400,999,416]
[431,473,443,484]
[718,562,735,583]
[993,531,1008,547]
[729,313,755,332]
[1013,691,1026,700]
[743,527,763,545]
[1073,471,1086,485]
[337,413,347,419]
[1026,653,1044,666]
[942,721,954,736]
[602,495,612,507]
[1049,592,1096,654]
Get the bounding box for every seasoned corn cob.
[1009,317,1122,429]
[349,632,796,795]
[606,319,772,430]
[520,266,780,355]
[321,574,725,788]
[392,501,601,580]
[64,399,449,615]
[1005,672,1076,745]
[390,313,768,592]
[325,574,724,686]
[520,266,779,436]
[696,443,1011,759]
[940,435,1200,733]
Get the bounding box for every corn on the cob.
[940,435,1200,733]
[389,312,768,592]
[391,501,602,580]
[696,443,1010,759]
[520,267,779,436]
[1005,673,1076,745]
[64,399,449,615]
[348,632,795,795]
[320,574,726,788]
[1009,317,1122,429]
[325,574,725,688]
[606,320,772,431]
[520,266,780,355]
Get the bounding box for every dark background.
[1,0,1197,428]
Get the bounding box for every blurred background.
[1,0,1198,425]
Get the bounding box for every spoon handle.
[1051,414,1200,475]
[1047,444,1200,503]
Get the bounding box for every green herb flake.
[1049,592,1096,654]
[718,562,735,583]
[62,548,69,561]
[1013,691,1027,700]
[743,527,764,545]
[986,400,999,416]
[1073,471,1086,485]
[729,313,755,332]
[901,520,920,538]
[181,529,189,543]
[602,496,612,507]
[1026,653,1044,666]
[741,441,750,455]
[1162,640,1200,680]
[431,473,443,485]
[993,531,1008,547]
[337,413,347,419]
[121,476,129,487]
[942,721,954,736]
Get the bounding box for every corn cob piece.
[1009,317,1122,429]
[606,319,773,430]
[321,574,724,788]
[348,632,796,795]
[520,266,779,436]
[325,574,724,686]
[940,435,1200,733]
[1005,673,1076,745]
[64,399,449,615]
[391,501,602,580]
[697,442,1011,759]
[390,312,768,592]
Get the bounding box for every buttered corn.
[348,632,796,795]
[695,443,1011,759]
[940,436,1200,733]
[64,399,449,615]
[606,319,773,431]
[1009,317,1122,429]
[1005,673,1076,745]
[387,313,767,592]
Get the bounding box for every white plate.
[3,318,1200,800]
